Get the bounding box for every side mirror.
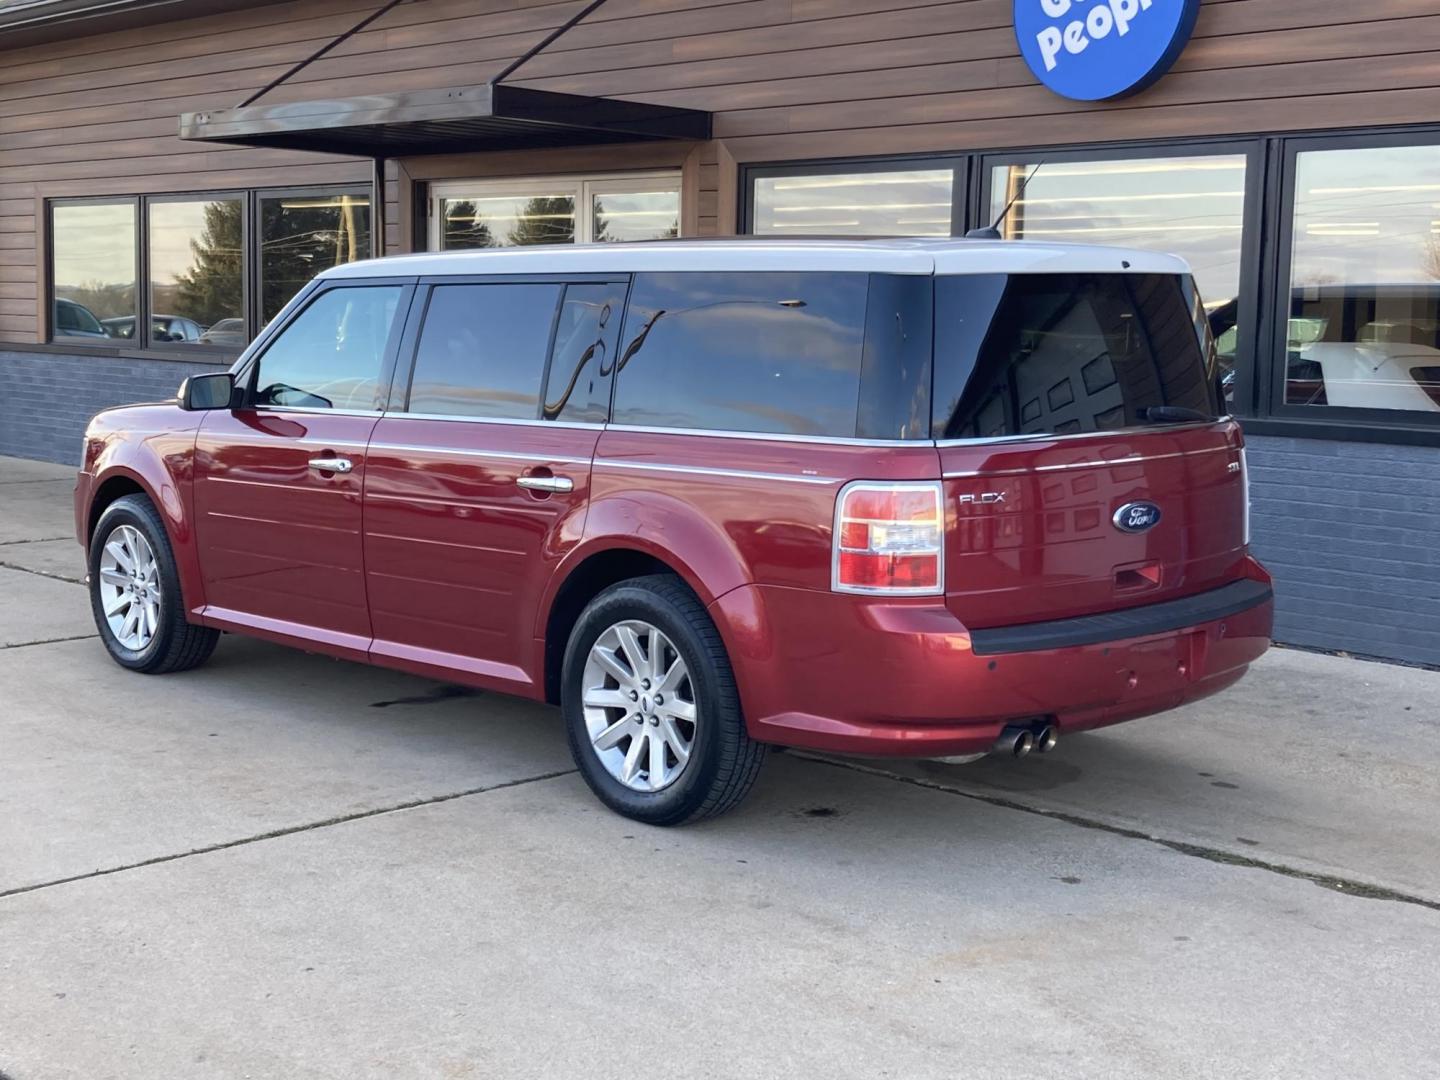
[179,372,235,411]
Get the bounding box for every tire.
[561,574,766,825]
[88,493,219,674]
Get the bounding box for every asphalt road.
[2,455,1436,1080]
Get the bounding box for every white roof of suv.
[324,238,1190,279]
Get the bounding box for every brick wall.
[0,350,223,464]
[1246,435,1440,668]
[3,354,1436,667]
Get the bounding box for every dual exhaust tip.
[995,722,1058,759]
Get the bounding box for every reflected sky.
[753,170,953,236]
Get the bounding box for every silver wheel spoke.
[96,524,161,650]
[614,625,646,681]
[656,656,687,694]
[665,697,697,723]
[659,717,690,765]
[102,590,129,616]
[593,715,635,752]
[99,568,129,587]
[104,540,134,574]
[591,646,633,685]
[583,687,632,710]
[621,732,646,784]
[647,729,667,788]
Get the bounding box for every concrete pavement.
[1,454,1437,1079]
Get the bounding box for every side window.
[543,282,626,423]
[252,285,402,411]
[612,272,869,437]
[406,283,562,419]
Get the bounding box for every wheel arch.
[86,463,205,616]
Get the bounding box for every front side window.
[752,168,955,237]
[51,202,136,341]
[149,198,244,349]
[406,284,562,418]
[934,273,1218,440]
[989,155,1249,401]
[613,272,870,437]
[1282,143,1440,414]
[252,286,402,411]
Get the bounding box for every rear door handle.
[517,474,574,493]
[309,456,354,474]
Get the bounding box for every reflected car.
[53,298,109,339]
[101,315,205,343]
[199,318,246,347]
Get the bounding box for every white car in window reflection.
[101,315,206,343]
[199,318,246,347]
[1286,285,1440,412]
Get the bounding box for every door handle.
[309,456,354,474]
[517,474,574,493]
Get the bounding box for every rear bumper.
[712,562,1273,758]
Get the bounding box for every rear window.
[933,273,1218,440]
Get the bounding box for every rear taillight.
[832,481,944,595]
[1240,446,1251,548]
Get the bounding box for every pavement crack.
[0,634,97,651]
[796,754,1440,913]
[0,536,72,545]
[0,768,578,902]
[0,559,84,586]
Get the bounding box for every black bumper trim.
[968,579,1273,656]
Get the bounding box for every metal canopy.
[179,84,712,157]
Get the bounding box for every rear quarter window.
[612,271,869,437]
[934,272,1218,440]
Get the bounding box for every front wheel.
[561,575,766,825]
[89,493,219,674]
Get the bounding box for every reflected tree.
[507,196,574,246]
[171,200,243,326]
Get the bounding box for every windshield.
[933,272,1219,439]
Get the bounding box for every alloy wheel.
[97,524,161,651]
[581,619,698,792]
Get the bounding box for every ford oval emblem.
[1113,501,1162,533]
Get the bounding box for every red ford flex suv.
[76,239,1272,824]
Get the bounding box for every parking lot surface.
[2,455,1437,1079]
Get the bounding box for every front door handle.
[517,474,574,493]
[309,456,354,475]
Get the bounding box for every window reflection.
[441,194,576,248]
[52,202,136,341]
[990,156,1247,399]
[260,193,371,323]
[149,199,243,346]
[1284,144,1440,412]
[753,169,954,236]
[592,190,679,242]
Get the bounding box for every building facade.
[1,0,1437,665]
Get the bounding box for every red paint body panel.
[361,417,598,696]
[192,409,379,661]
[941,422,1249,627]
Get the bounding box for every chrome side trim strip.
[603,423,920,448]
[386,412,605,431]
[593,459,842,485]
[366,443,592,466]
[943,445,1232,479]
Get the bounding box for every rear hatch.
[933,270,1249,629]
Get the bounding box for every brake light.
[1240,446,1251,548]
[833,481,944,595]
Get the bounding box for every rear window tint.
[933,273,1217,440]
[612,271,869,437]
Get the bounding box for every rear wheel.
[562,575,766,825]
[89,494,219,674]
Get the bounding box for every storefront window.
[433,175,681,249]
[149,197,243,346]
[260,193,372,323]
[51,202,136,341]
[441,193,576,248]
[752,168,954,236]
[592,189,678,242]
[989,155,1249,395]
[1283,144,1440,413]
[49,187,369,351]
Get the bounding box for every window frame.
[1261,128,1440,436]
[743,155,970,237]
[45,184,373,360]
[427,172,683,250]
[393,273,628,425]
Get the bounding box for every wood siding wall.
[3,0,1439,343]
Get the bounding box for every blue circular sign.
[1014,0,1201,101]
